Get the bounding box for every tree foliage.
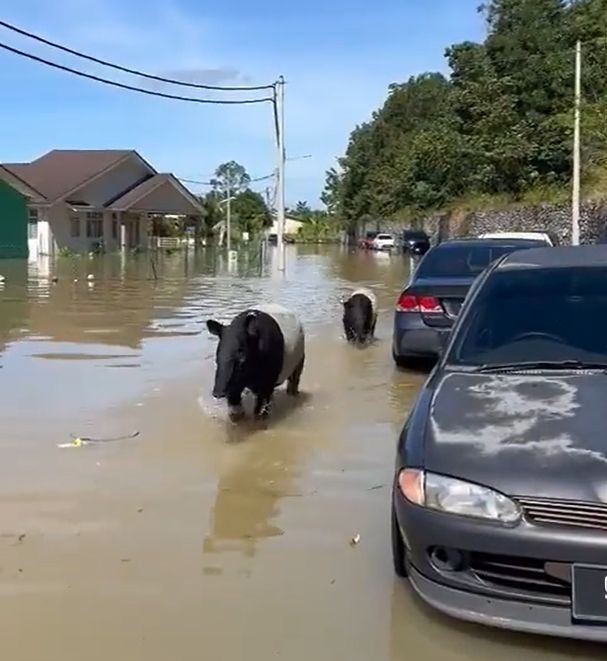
[198,161,271,238]
[212,160,251,193]
[231,189,272,234]
[325,0,607,228]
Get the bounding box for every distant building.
[267,215,304,236]
[0,149,204,258]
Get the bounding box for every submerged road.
[0,246,602,660]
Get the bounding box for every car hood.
[425,371,607,501]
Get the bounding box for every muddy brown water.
[0,246,602,660]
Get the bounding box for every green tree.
[231,189,271,235]
[325,0,607,226]
[212,161,251,194]
[199,189,223,237]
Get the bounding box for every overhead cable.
[0,42,273,104]
[0,19,275,92]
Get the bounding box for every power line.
[0,41,273,104]
[179,173,276,186]
[0,19,275,92]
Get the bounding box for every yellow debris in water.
[72,437,83,447]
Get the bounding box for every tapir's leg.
[287,356,305,396]
[227,390,245,421]
[370,316,377,339]
[254,392,273,418]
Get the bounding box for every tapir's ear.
[245,311,258,337]
[207,320,224,338]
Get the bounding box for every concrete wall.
[419,202,607,245]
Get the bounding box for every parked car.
[478,231,558,246]
[392,238,546,366]
[372,233,396,251]
[358,231,378,250]
[392,243,607,642]
[402,229,431,256]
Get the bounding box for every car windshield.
[416,242,542,279]
[449,267,607,366]
[377,234,392,239]
[404,231,426,240]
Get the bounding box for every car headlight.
[398,469,521,524]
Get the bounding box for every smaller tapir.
[341,287,377,345]
[207,303,305,421]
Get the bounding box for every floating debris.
[87,274,95,281]
[57,431,140,448]
[350,533,361,546]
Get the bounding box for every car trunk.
[407,277,474,327]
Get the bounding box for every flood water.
[0,245,603,660]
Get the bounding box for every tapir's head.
[341,293,374,345]
[207,312,259,398]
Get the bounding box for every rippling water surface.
[0,245,601,661]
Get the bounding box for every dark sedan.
[402,230,430,256]
[392,238,547,367]
[392,244,607,642]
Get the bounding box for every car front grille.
[469,552,570,599]
[517,496,607,532]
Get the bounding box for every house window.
[86,211,103,239]
[70,216,80,238]
[27,208,38,240]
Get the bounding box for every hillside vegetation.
[323,0,607,229]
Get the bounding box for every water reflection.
[202,392,315,559]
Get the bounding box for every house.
[0,150,204,258]
[267,215,304,237]
[0,176,29,258]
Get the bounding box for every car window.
[449,267,607,366]
[404,231,427,240]
[416,243,540,279]
[376,234,392,239]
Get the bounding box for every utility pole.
[572,40,582,246]
[226,180,232,252]
[276,75,286,272]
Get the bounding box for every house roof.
[107,173,204,214]
[3,150,137,202]
[0,165,46,202]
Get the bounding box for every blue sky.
[0,0,484,205]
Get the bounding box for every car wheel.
[391,501,408,578]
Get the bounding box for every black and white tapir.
[206,304,305,421]
[341,287,377,345]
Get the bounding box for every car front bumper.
[394,487,607,641]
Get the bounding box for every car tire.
[391,501,408,578]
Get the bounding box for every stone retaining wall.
[422,201,607,245]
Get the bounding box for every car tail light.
[396,293,419,312]
[396,293,442,313]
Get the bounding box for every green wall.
[0,180,27,259]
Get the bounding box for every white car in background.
[372,233,396,251]
[477,231,558,246]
